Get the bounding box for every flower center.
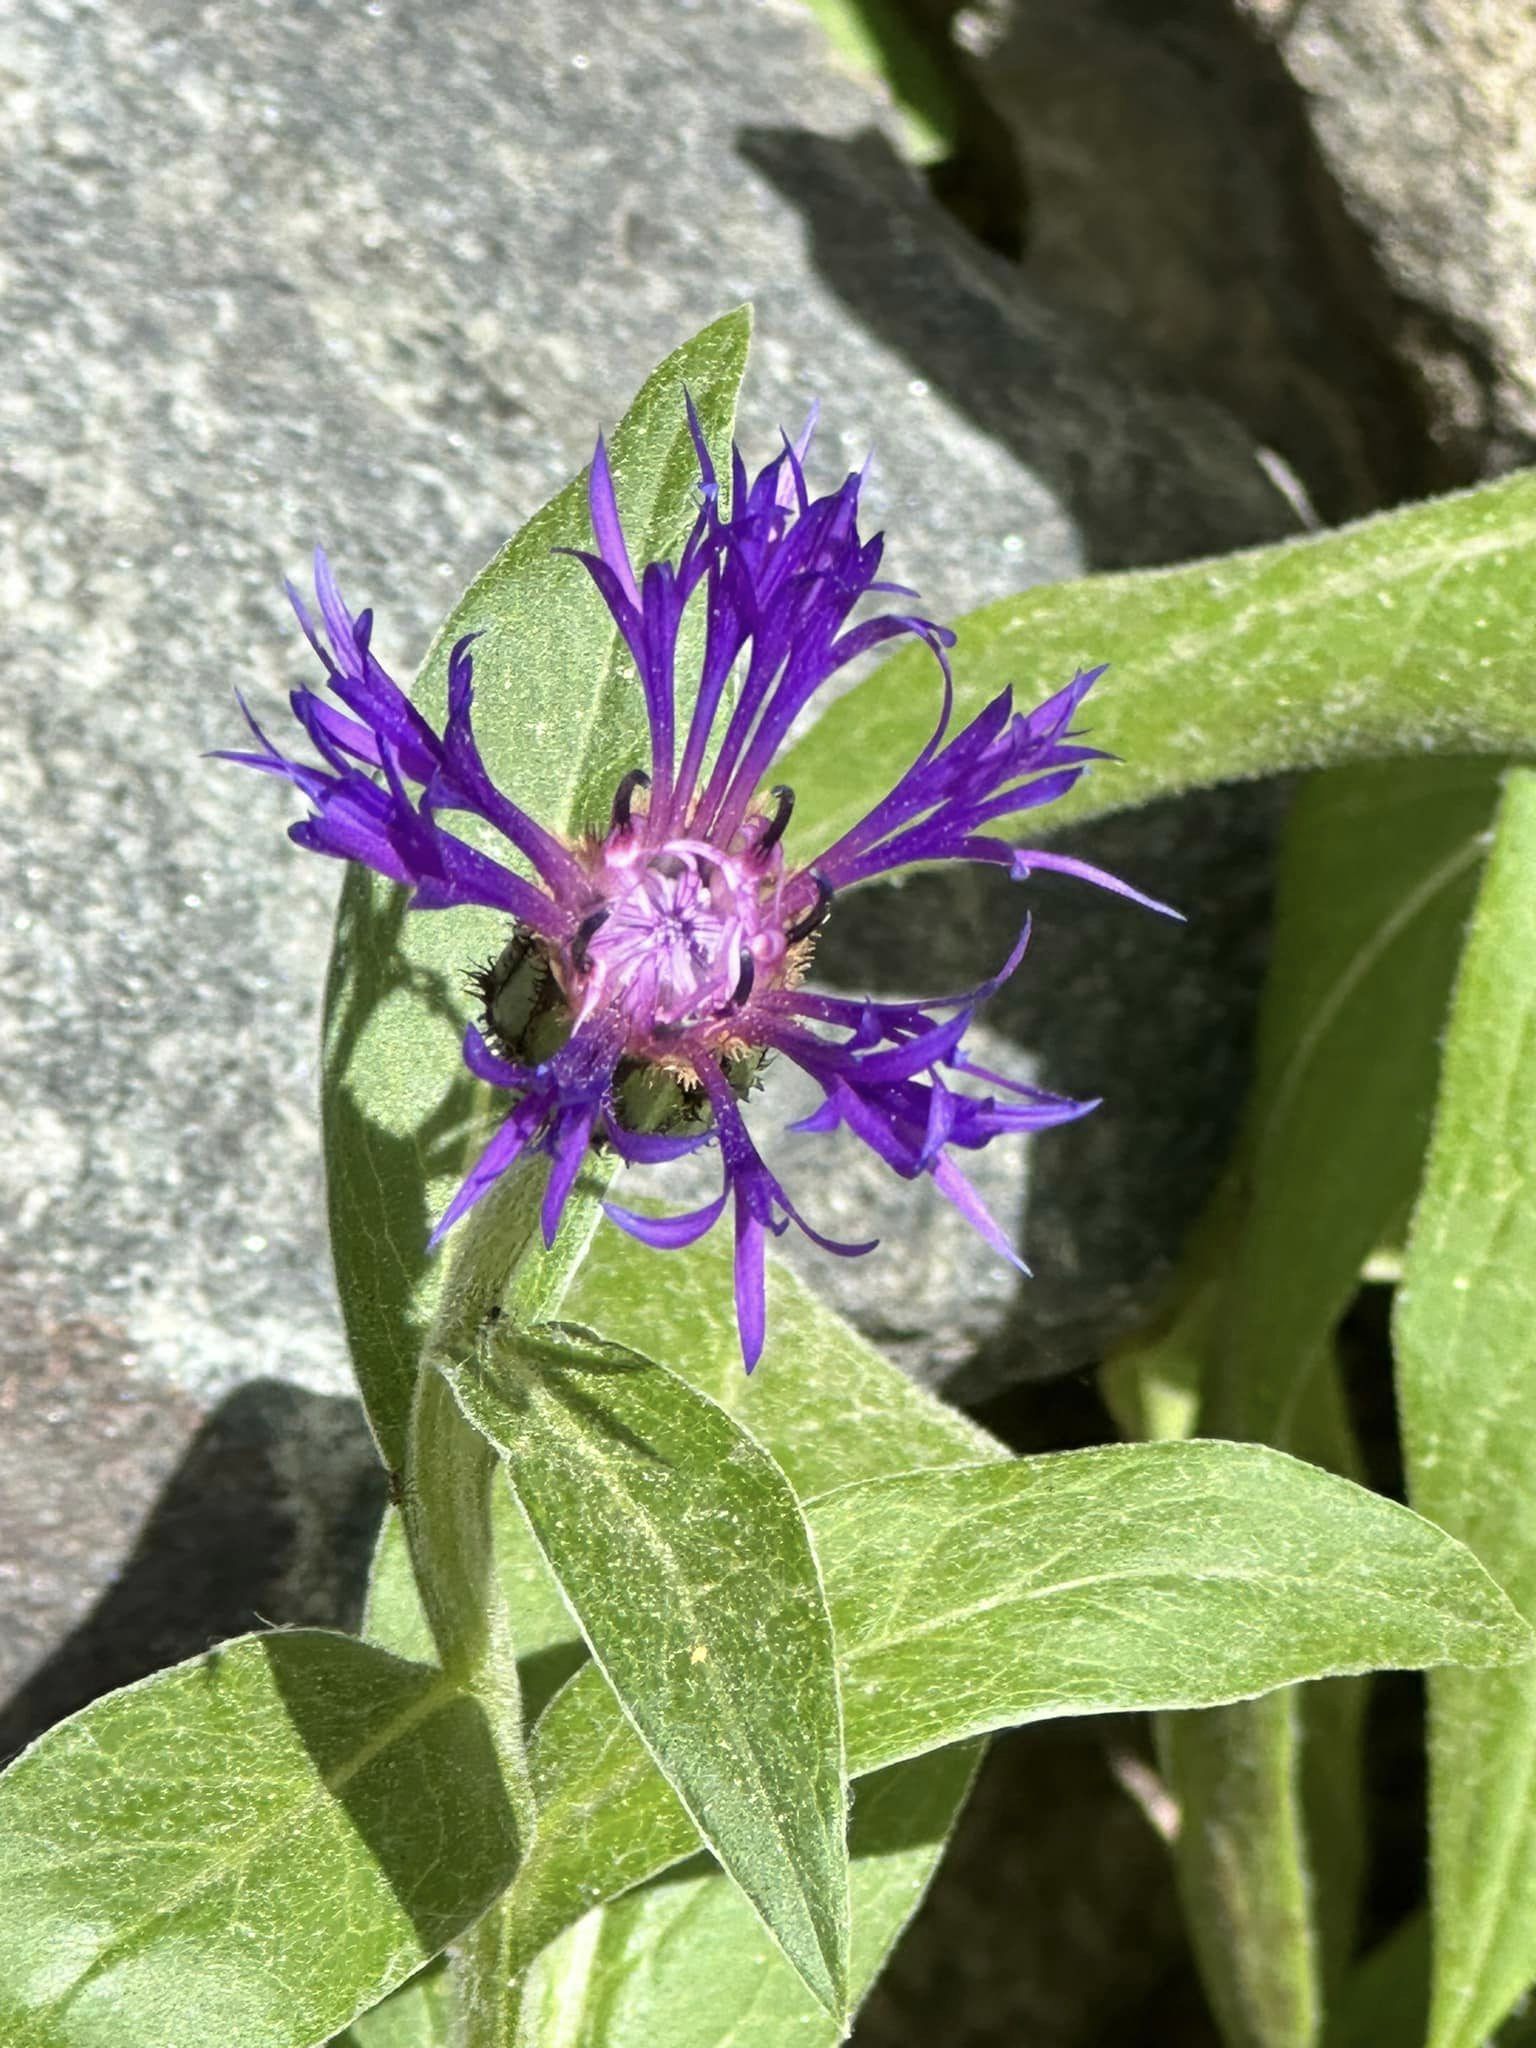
[573,837,788,1046]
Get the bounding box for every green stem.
[404,1368,535,1829]
[399,1151,617,2046]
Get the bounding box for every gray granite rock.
[0,1259,382,1756]
[910,0,1440,515]
[2,0,1297,1447]
[1230,0,1536,476]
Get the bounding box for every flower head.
[223,403,1175,1367]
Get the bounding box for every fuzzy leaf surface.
[0,1633,517,2048]
[1164,756,1499,2048]
[779,469,1536,864]
[818,1442,1528,1771]
[488,1431,1530,1986]
[476,1224,1003,1984]
[1397,768,1536,2048]
[442,1321,851,2018]
[513,1746,980,2048]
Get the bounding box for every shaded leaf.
[1397,767,1536,2048]
[1159,756,1499,2048]
[0,1633,517,2048]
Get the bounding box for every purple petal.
[733,1205,767,1372]
[430,1105,538,1243]
[932,1154,1029,1274]
[603,1189,729,1250]
[461,1024,533,1091]
[588,434,641,609]
[1011,848,1184,919]
[542,1104,600,1247]
[602,1119,715,1165]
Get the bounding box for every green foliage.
[1397,769,1536,2048]
[0,1635,516,2048]
[361,1223,1000,2036]
[512,1748,982,2048]
[486,1432,1529,1986]
[1154,755,1502,2048]
[441,1321,852,2018]
[818,1440,1528,1759]
[17,310,1536,2048]
[797,0,959,162]
[778,470,1536,862]
[339,1961,454,2048]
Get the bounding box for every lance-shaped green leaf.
[0,1633,517,2048]
[486,1432,1530,1981]
[566,1211,1003,1491]
[1155,755,1499,2048]
[364,1216,1003,1675]
[777,468,1536,864]
[361,1226,1005,1990]
[440,1321,851,2019]
[1397,767,1536,2048]
[1210,757,1500,1451]
[320,308,752,1468]
[513,1746,982,2048]
[817,1442,1528,1773]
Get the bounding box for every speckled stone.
[1232,0,1536,477]
[2,0,1293,1426]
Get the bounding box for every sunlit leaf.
[779,471,1536,864]
[443,1321,850,2018]
[1397,768,1536,2048]
[513,1747,980,2048]
[491,1434,1529,1985]
[0,1634,516,2048]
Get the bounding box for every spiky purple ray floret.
[222,406,1177,1368]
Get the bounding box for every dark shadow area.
[745,0,1464,545]
[857,1717,1219,2046]
[739,123,1298,574]
[819,779,1285,1400]
[519,1638,590,1729]
[0,1378,387,1764]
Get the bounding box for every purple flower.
[223,405,1175,1368]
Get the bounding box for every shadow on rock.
[736,124,1299,574]
[0,1380,387,1764]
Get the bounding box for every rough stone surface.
[3,0,1296,1425]
[1232,0,1536,476]
[938,0,1435,518]
[0,1260,383,1761]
